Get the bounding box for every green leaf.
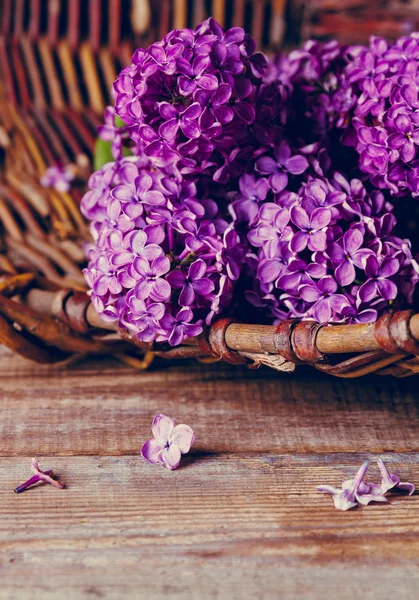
[93,115,130,170]
[93,137,114,171]
[115,115,126,128]
[93,137,132,171]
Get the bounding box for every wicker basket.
[2,1,419,378]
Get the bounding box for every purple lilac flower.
[256,141,309,193]
[167,259,215,306]
[317,461,371,511]
[299,276,348,323]
[230,173,269,224]
[290,206,331,252]
[159,307,203,347]
[329,229,373,286]
[358,256,399,302]
[40,163,75,192]
[141,414,195,470]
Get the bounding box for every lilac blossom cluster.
[336,34,419,196]
[234,36,419,324]
[111,17,267,170]
[82,154,247,345]
[82,22,419,342]
[243,172,418,324]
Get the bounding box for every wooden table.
[0,347,418,599]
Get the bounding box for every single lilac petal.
[401,141,416,162]
[300,285,321,303]
[354,492,388,506]
[193,278,214,295]
[169,424,195,454]
[167,270,185,288]
[329,243,345,264]
[378,257,399,278]
[213,83,232,105]
[160,118,179,140]
[344,229,363,254]
[401,83,417,107]
[198,74,219,90]
[183,102,202,120]
[365,255,379,279]
[151,414,175,446]
[308,231,327,252]
[112,184,135,202]
[311,208,331,230]
[180,120,201,139]
[131,230,147,253]
[141,439,163,464]
[159,102,177,120]
[291,206,310,230]
[377,279,398,300]
[316,485,340,495]
[312,299,332,324]
[235,102,255,122]
[189,259,207,280]
[152,278,171,301]
[290,231,308,253]
[319,276,338,295]
[256,156,278,175]
[153,256,171,277]
[144,190,166,205]
[358,280,378,303]
[336,261,356,287]
[148,303,165,320]
[270,172,288,193]
[179,284,195,306]
[395,114,411,135]
[395,482,416,495]
[161,444,182,470]
[223,26,245,44]
[286,155,309,175]
[258,259,282,283]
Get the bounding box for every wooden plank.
[0,454,418,599]
[0,348,419,456]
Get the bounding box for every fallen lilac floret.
[14,458,64,494]
[317,459,415,511]
[317,460,370,511]
[141,414,195,470]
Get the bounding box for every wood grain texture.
[0,346,418,599]
[0,454,418,599]
[1,348,419,456]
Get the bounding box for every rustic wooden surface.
[0,346,418,599]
